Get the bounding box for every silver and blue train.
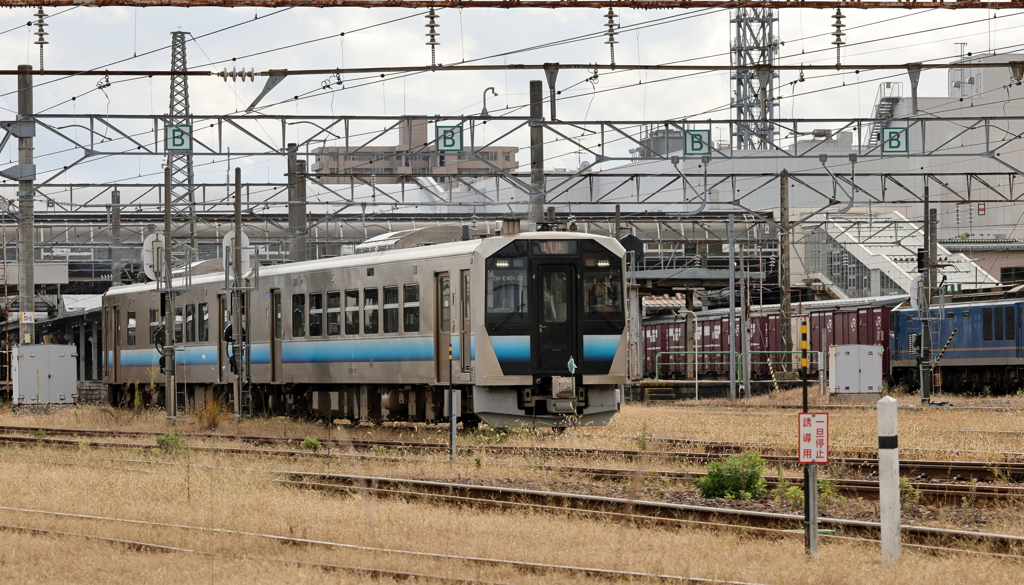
[101,229,627,427]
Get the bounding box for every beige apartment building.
[312,118,519,186]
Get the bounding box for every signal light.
[917,249,926,273]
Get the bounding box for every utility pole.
[728,214,737,400]
[17,65,35,345]
[232,167,246,415]
[919,185,932,404]
[163,166,176,417]
[291,159,308,262]
[529,80,545,226]
[780,170,792,368]
[110,189,121,286]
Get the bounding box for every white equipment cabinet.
[828,345,882,396]
[12,344,78,406]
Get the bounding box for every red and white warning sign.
[798,412,829,464]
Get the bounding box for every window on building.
[309,293,323,337]
[364,288,379,334]
[127,311,137,346]
[327,292,341,335]
[199,303,209,342]
[503,154,511,162]
[292,294,305,338]
[383,286,399,333]
[330,155,338,162]
[185,304,196,343]
[404,284,420,332]
[345,290,359,334]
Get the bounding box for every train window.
[404,285,420,332]
[309,293,323,337]
[995,307,1005,341]
[963,311,970,319]
[983,308,993,341]
[345,290,359,334]
[583,256,623,320]
[185,304,196,343]
[364,288,379,334]
[1007,307,1016,340]
[441,277,451,333]
[273,292,282,340]
[946,312,954,320]
[174,308,183,344]
[327,292,341,336]
[485,255,528,329]
[149,309,159,345]
[292,294,306,338]
[127,311,137,346]
[199,303,209,342]
[383,286,399,333]
[541,271,568,323]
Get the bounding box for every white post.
[877,396,901,562]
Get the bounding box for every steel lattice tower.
[168,31,197,267]
[730,8,779,150]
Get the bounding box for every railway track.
[3,428,1022,504]
[280,471,1024,554]
[0,506,762,584]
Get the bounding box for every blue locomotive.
[890,290,1024,392]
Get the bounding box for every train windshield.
[582,241,624,323]
[486,241,529,329]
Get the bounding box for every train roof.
[104,230,623,299]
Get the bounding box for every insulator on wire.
[217,67,256,82]
[34,6,48,71]
[604,8,618,67]
[425,8,440,67]
[831,8,846,68]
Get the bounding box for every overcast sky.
[1,5,1022,185]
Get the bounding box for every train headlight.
[596,259,610,267]
[495,259,510,268]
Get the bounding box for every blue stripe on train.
[491,335,530,362]
[584,334,621,362]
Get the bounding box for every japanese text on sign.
[798,412,829,464]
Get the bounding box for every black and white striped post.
[878,395,901,562]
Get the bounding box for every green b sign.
[881,127,908,154]
[436,125,463,152]
[164,125,193,152]
[684,130,711,156]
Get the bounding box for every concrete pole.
[529,80,545,226]
[728,214,737,400]
[780,170,792,369]
[233,167,244,415]
[920,186,932,403]
[290,158,308,262]
[110,189,121,287]
[17,65,35,345]
[163,166,176,417]
[877,395,902,562]
[741,280,751,398]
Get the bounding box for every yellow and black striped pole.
[933,328,956,394]
[934,329,957,365]
[801,318,809,410]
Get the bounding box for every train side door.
[435,273,451,384]
[271,289,283,383]
[533,263,577,374]
[460,270,471,373]
[112,305,121,382]
[1015,303,1024,359]
[217,295,228,384]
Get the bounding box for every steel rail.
[3,425,1024,480]
[282,471,1024,552]
[0,523,508,584]
[1,0,1021,9]
[0,506,761,584]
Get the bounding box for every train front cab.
[471,235,627,428]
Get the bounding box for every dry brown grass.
[1,443,1023,584]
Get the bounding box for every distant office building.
[312,118,519,186]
